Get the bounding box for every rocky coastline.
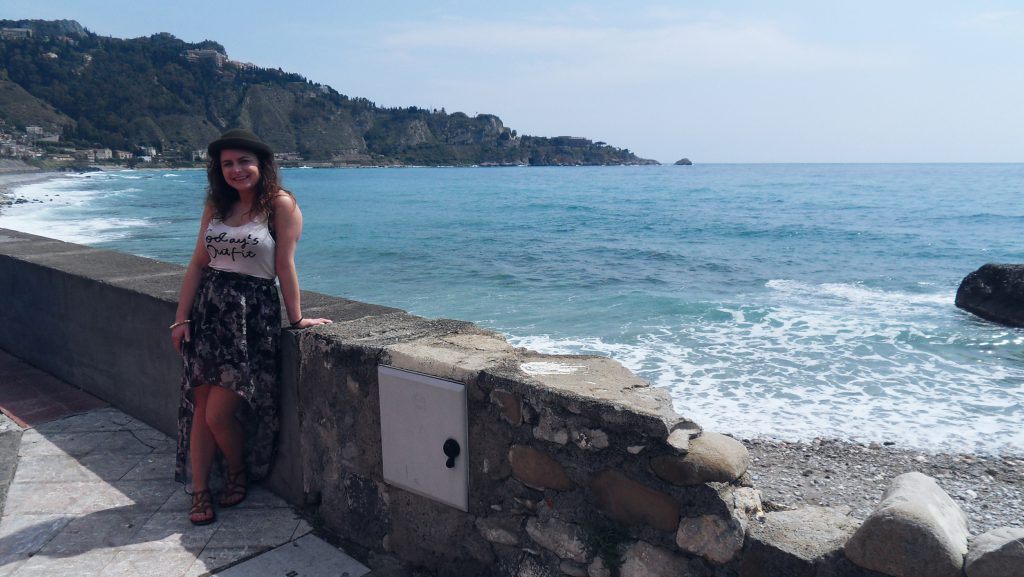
[745,436,1023,535]
[0,164,101,213]
[0,168,55,210]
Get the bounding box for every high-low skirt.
[175,267,281,487]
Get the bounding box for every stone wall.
[2,228,1019,577]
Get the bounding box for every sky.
[4,1,1023,163]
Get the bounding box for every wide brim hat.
[208,128,273,159]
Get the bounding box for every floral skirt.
[175,267,281,487]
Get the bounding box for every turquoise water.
[4,164,1024,453]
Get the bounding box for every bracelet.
[169,320,191,330]
[290,317,304,327]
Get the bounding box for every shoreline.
[0,168,65,209]
[745,435,1022,536]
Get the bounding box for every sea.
[3,163,1023,455]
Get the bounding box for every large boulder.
[620,541,697,577]
[739,506,861,577]
[649,431,750,485]
[844,472,969,577]
[677,511,746,565]
[590,470,680,532]
[965,527,1024,577]
[955,264,1024,326]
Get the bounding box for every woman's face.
[219,149,261,193]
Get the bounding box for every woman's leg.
[204,385,244,472]
[204,385,247,505]
[189,385,217,523]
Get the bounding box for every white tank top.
[205,216,276,280]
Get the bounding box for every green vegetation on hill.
[0,19,657,166]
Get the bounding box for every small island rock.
[955,264,1024,327]
[674,158,693,165]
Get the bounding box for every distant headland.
[0,19,658,168]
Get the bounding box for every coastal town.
[0,119,203,167]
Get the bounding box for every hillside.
[0,20,657,166]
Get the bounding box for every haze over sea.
[4,164,1023,455]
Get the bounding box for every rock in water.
[956,264,1024,327]
[674,158,693,165]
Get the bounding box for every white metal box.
[378,365,469,511]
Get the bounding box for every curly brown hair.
[205,148,291,220]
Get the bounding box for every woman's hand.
[171,323,190,354]
[291,317,332,329]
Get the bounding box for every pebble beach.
[745,436,1023,536]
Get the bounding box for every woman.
[170,128,331,525]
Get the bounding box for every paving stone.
[10,548,118,577]
[78,452,156,482]
[9,454,97,483]
[0,559,26,577]
[158,490,201,515]
[108,480,179,512]
[3,481,130,515]
[16,431,65,457]
[157,485,291,517]
[18,430,154,459]
[0,514,73,565]
[291,519,314,541]
[231,485,297,510]
[205,508,306,549]
[118,454,176,482]
[33,408,145,435]
[131,426,175,444]
[36,510,153,555]
[212,534,370,577]
[0,373,106,428]
[0,356,374,577]
[187,546,266,575]
[123,511,219,552]
[99,549,200,577]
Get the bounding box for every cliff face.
[0,20,657,166]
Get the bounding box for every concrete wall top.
[0,226,699,441]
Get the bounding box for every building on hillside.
[0,28,33,40]
[93,148,113,161]
[114,150,133,160]
[185,49,227,67]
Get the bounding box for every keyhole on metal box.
[443,438,460,468]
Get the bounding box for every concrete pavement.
[0,349,370,577]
